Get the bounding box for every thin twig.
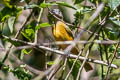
[32,45,117,79]
[43,40,117,45]
[13,45,117,69]
[2,35,119,45]
[65,3,104,79]
[63,3,104,56]
[101,29,110,65]
[99,43,105,79]
[76,50,90,80]
[65,51,83,80]
[34,1,45,44]
[105,42,120,80]
[69,54,117,68]
[1,35,117,68]
[48,64,62,80]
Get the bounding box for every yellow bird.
[51,9,93,72]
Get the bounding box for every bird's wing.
[64,24,74,39]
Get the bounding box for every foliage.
[3,64,32,80]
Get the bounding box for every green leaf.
[24,4,39,10]
[21,32,31,41]
[56,1,77,10]
[20,51,24,60]
[40,3,57,8]
[2,0,13,8]
[20,64,26,68]
[108,0,120,10]
[25,29,34,36]
[20,49,32,60]
[36,22,51,30]
[2,0,21,8]
[0,7,22,22]
[104,27,118,40]
[8,16,16,33]
[109,17,120,26]
[22,49,32,55]
[108,45,115,53]
[74,0,83,4]
[68,59,81,80]
[117,48,120,54]
[21,28,35,41]
[47,61,54,66]
[40,1,76,9]
[12,65,32,80]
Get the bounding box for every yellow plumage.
[52,21,93,71]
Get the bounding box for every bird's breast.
[53,22,73,41]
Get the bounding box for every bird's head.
[48,9,63,24]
